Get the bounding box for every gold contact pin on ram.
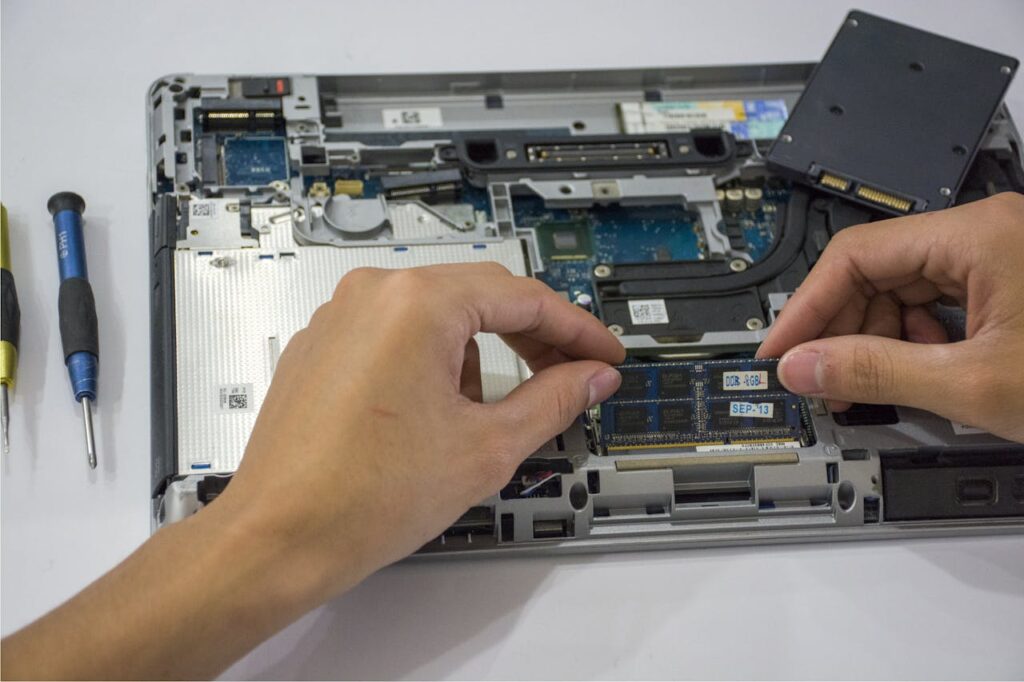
[855,185,913,213]
[818,173,851,192]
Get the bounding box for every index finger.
[438,264,626,365]
[757,203,971,358]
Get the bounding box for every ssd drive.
[767,10,1018,214]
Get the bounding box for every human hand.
[0,263,624,681]
[217,263,625,602]
[757,192,1024,443]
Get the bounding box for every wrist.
[192,482,368,609]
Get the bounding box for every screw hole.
[829,105,844,116]
[909,61,925,72]
[837,481,856,512]
[559,184,573,195]
[190,229,199,236]
[952,144,967,156]
[168,83,183,93]
[572,120,586,131]
[298,95,306,102]
[569,482,589,511]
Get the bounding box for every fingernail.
[587,367,621,407]
[779,350,824,395]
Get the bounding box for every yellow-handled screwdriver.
[1,203,21,453]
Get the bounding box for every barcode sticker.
[729,401,774,418]
[382,107,444,130]
[722,370,769,391]
[218,384,253,413]
[191,201,216,218]
[628,299,669,325]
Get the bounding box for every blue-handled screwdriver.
[47,192,99,468]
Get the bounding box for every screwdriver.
[47,192,99,468]
[1,204,20,454]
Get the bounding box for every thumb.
[777,335,957,414]
[490,361,621,456]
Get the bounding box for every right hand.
[757,192,1024,443]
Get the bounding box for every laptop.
[148,11,1024,554]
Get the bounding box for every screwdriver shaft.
[82,397,96,469]
[1,384,8,454]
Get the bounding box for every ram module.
[599,359,806,452]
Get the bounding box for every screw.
[505,149,518,160]
[607,324,625,336]
[677,144,690,154]
[847,18,858,27]
[746,318,764,331]
[593,264,612,278]
[209,256,233,268]
[939,187,952,197]
[1001,65,1012,75]
[780,134,793,143]
[729,258,748,272]
[226,203,240,213]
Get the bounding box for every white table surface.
[2,0,1023,678]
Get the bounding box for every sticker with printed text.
[729,401,774,418]
[628,299,669,325]
[218,384,254,413]
[382,107,444,130]
[722,370,768,391]
[618,99,788,139]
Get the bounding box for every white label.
[722,370,769,391]
[382,107,444,129]
[628,299,669,325]
[729,401,774,418]
[191,200,217,218]
[218,383,254,413]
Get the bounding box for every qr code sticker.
[218,384,254,413]
[191,201,216,218]
[628,299,670,325]
[382,107,444,130]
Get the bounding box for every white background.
[2,0,1023,678]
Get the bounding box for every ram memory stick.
[599,359,807,452]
